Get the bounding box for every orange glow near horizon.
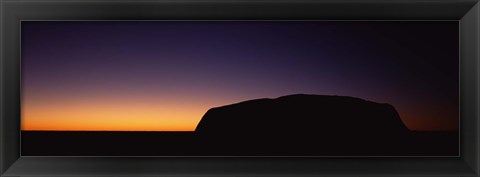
[22,103,206,131]
[21,90,229,131]
[20,69,459,132]
[21,93,459,132]
[21,83,273,131]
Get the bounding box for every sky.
[21,21,459,131]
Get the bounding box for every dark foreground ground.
[22,131,458,156]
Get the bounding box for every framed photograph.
[1,0,479,176]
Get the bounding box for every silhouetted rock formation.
[195,94,410,145]
[20,94,458,156]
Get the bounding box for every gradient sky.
[21,21,459,131]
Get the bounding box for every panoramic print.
[21,21,459,156]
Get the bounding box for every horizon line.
[21,130,196,132]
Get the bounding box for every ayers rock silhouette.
[20,94,458,156]
[195,94,411,145]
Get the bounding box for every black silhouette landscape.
[22,94,458,156]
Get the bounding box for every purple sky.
[21,21,459,131]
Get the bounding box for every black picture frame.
[1,0,479,176]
